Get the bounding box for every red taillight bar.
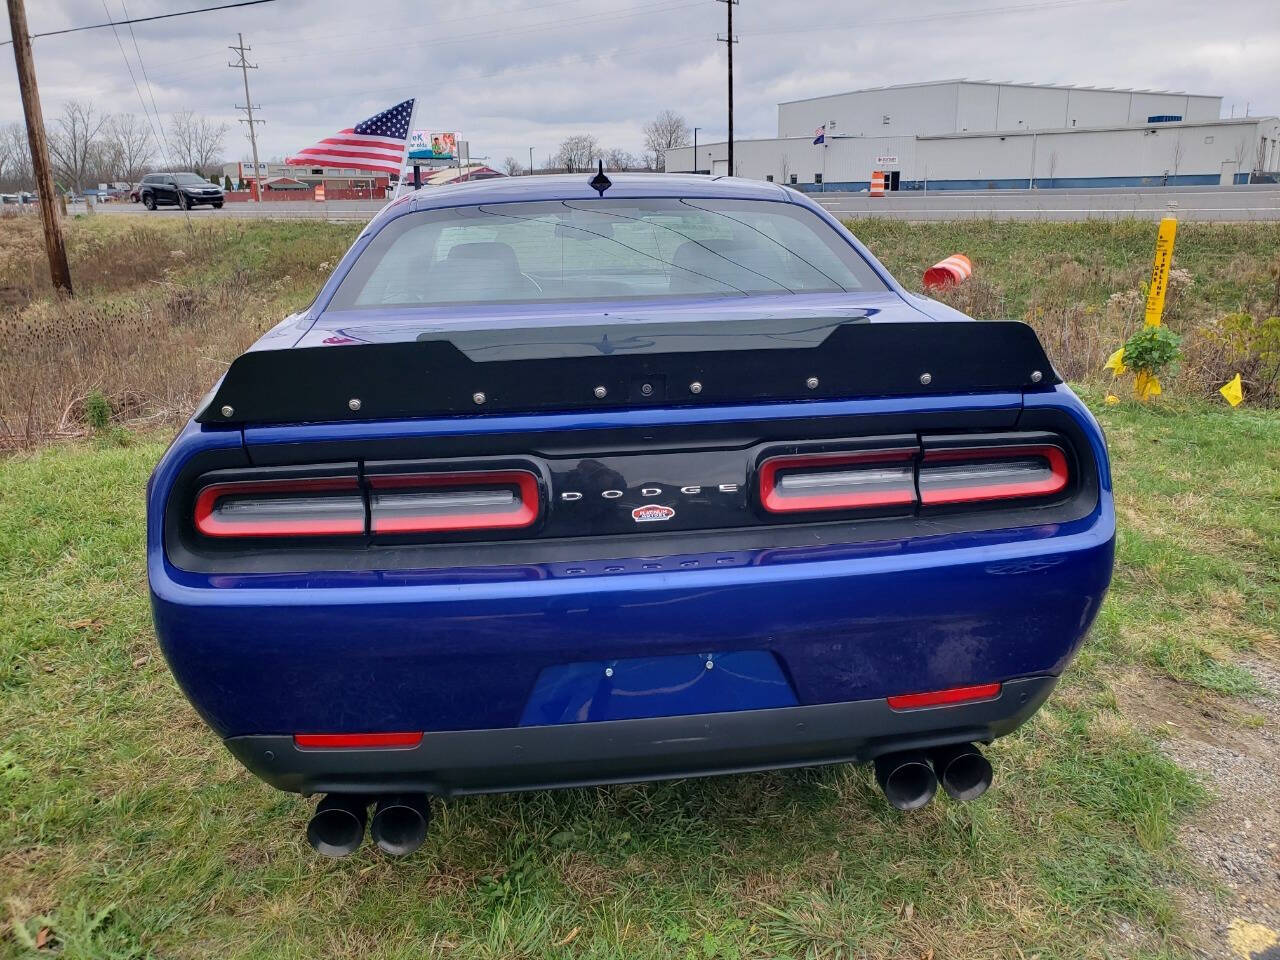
[293,731,424,749]
[193,477,364,538]
[918,444,1068,506]
[758,449,917,513]
[887,682,1002,711]
[368,470,540,534]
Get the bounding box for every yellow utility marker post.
[1143,217,1178,327]
[1133,217,1178,400]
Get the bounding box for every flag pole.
[401,97,419,196]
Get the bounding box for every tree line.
[504,109,693,176]
[0,100,229,194]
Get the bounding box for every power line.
[1,0,279,45]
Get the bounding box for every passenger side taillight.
[918,444,1068,505]
[194,477,365,538]
[369,470,540,534]
[759,449,917,513]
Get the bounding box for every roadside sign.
[314,183,326,202]
[1143,217,1178,326]
[408,131,456,161]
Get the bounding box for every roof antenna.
[589,160,612,197]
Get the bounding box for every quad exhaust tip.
[874,743,993,810]
[305,793,431,858]
[874,750,938,811]
[306,794,368,858]
[931,742,993,802]
[370,794,431,857]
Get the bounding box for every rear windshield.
[327,197,886,309]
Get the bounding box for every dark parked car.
[138,172,224,210]
[148,173,1114,858]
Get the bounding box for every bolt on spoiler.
[197,319,1059,426]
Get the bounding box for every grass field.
[1,215,1278,443]
[1,393,1276,959]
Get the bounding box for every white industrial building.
[666,80,1280,192]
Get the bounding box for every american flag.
[286,99,415,176]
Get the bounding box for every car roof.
[375,173,801,226]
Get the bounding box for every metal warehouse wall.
[776,82,1224,140]
[667,118,1278,190]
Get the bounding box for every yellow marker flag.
[1143,217,1178,327]
[1103,347,1127,377]
[1134,372,1162,400]
[1219,373,1244,407]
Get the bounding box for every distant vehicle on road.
[129,184,142,203]
[138,172,224,210]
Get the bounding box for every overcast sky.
[3,0,1277,170]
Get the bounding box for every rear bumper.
[225,675,1056,796]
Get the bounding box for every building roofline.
[776,79,1221,107]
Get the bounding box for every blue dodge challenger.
[148,172,1114,858]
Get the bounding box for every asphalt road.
[77,183,1280,222]
[812,184,1280,221]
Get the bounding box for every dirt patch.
[1115,664,1280,958]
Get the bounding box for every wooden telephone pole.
[6,0,72,295]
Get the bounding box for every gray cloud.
[3,0,1277,169]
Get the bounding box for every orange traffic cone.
[922,254,973,290]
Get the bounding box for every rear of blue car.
[148,175,1114,856]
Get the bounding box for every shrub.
[1122,325,1182,378]
[83,390,111,431]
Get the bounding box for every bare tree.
[602,148,636,171]
[1169,138,1184,178]
[0,122,33,190]
[47,100,109,193]
[554,134,600,173]
[643,109,690,172]
[167,110,229,173]
[502,155,524,177]
[778,154,791,184]
[102,114,155,183]
[1231,137,1250,180]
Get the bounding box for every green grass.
[2,398,1276,959]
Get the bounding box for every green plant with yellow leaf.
[1104,325,1183,401]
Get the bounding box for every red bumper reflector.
[887,682,1002,711]
[293,731,424,749]
[758,448,917,513]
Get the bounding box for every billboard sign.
[239,161,269,179]
[408,130,456,161]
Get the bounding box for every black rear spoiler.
[197,319,1058,426]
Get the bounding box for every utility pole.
[528,146,533,175]
[716,0,738,176]
[229,33,264,202]
[6,0,72,295]
[693,127,699,173]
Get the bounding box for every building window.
[814,173,823,184]
[789,174,798,184]
[881,115,890,125]
[765,174,774,182]
[311,168,322,175]
[1204,135,1214,144]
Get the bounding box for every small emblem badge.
[631,504,675,523]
